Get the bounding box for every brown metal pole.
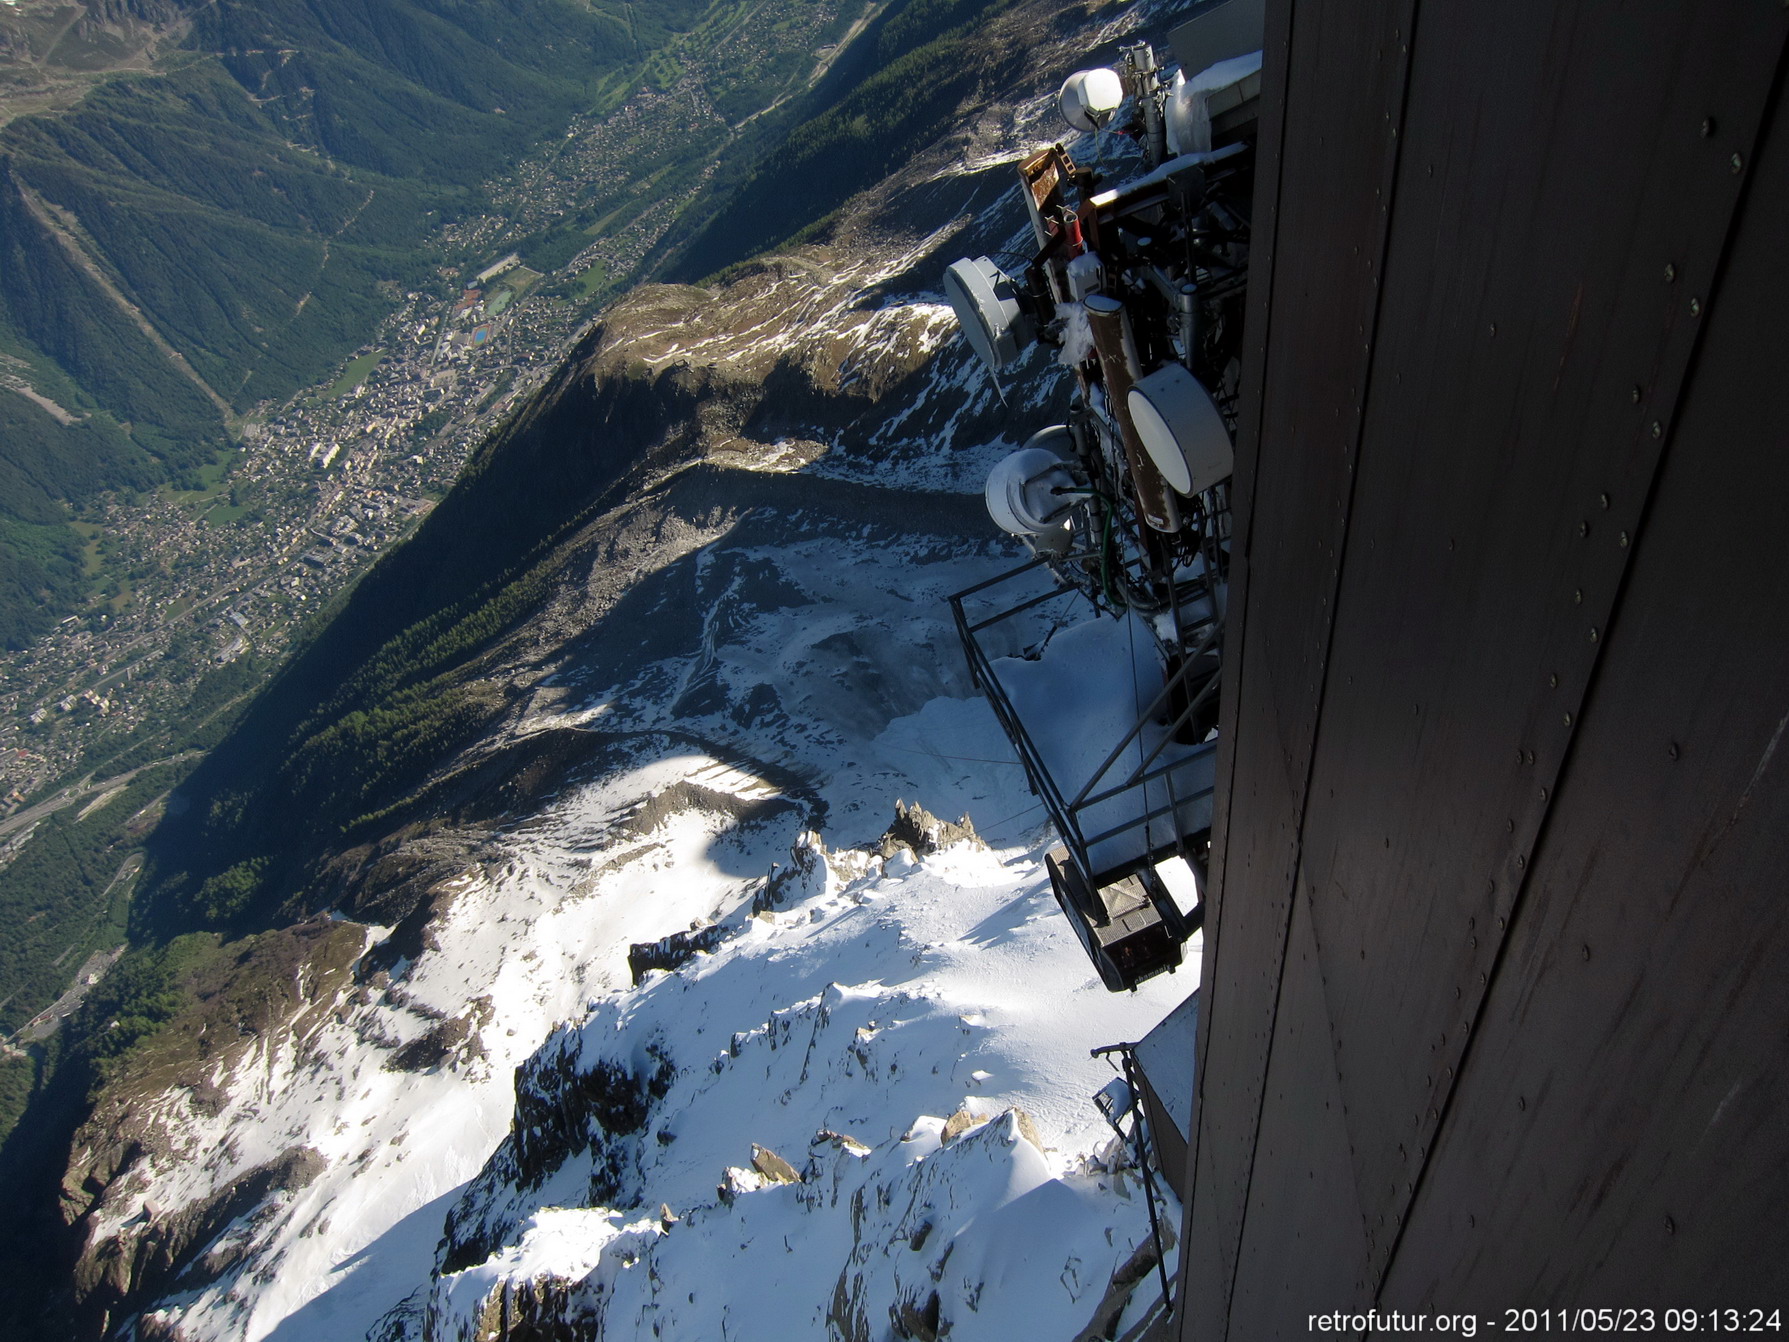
[1084,293,1182,533]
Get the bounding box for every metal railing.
[949,558,1219,885]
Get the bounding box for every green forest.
[0,764,177,1039]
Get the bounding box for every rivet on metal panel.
[1620,531,1630,547]
[1574,588,1583,604]
[1690,297,1703,317]
[1518,1095,1527,1111]
[1663,263,1677,283]
[1468,1214,1477,1229]
[1469,936,1477,950]
[1701,117,1716,138]
[1631,385,1643,403]
[1563,713,1573,727]
[1498,916,1506,931]
[1578,520,1589,538]
[1488,879,1496,894]
[1489,323,1497,337]
[1590,627,1600,642]
[1516,749,1525,765]
[1599,493,1611,509]
[1549,672,1559,688]
[1517,854,1526,869]
[1731,152,1744,174]
[1668,742,1681,760]
[1540,787,1549,802]
[1581,944,1592,962]
[1526,750,1536,765]
[1665,1215,1676,1235]
[1507,819,1515,833]
[1651,420,1663,439]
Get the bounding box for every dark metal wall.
[1179,2,1789,1335]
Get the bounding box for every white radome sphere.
[985,445,1076,537]
[1059,67,1125,133]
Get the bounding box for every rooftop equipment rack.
[940,10,1256,991]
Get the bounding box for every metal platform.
[950,558,1216,989]
[950,558,1219,886]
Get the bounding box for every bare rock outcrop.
[71,1146,323,1341]
[878,799,984,860]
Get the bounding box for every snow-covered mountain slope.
[408,824,1194,1342]
[122,514,1200,1342]
[69,2,1211,1337]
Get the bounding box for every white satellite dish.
[944,256,1032,371]
[985,433,1077,538]
[1127,364,1233,496]
[1059,67,1125,133]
